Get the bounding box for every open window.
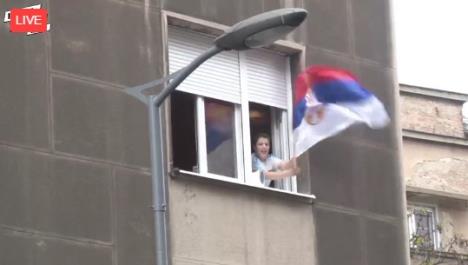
[169,26,296,191]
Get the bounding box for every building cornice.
[402,129,468,147]
[400,84,468,102]
[406,185,468,202]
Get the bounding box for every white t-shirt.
[251,153,282,187]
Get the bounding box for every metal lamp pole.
[126,45,223,265]
[147,46,223,265]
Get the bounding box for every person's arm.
[277,157,300,171]
[264,168,298,180]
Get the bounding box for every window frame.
[196,96,245,182]
[407,203,441,250]
[190,45,294,189]
[162,10,306,193]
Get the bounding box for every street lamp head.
[214,8,307,51]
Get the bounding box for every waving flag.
[293,65,390,156]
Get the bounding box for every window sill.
[170,169,316,204]
[410,248,468,260]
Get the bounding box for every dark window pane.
[171,91,197,171]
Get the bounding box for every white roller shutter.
[241,49,289,109]
[168,27,241,104]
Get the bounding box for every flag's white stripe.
[338,95,390,129]
[293,96,390,156]
[294,104,361,156]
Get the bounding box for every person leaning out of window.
[251,133,300,187]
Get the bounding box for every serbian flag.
[293,65,390,156]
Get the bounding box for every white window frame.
[190,48,295,191]
[238,50,296,189]
[163,11,305,193]
[195,96,245,183]
[407,204,441,250]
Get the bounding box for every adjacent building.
[400,84,468,264]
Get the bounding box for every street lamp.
[125,8,307,265]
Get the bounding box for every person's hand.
[291,157,297,168]
[291,157,300,175]
[284,167,300,177]
[293,166,301,175]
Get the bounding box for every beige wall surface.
[400,93,465,138]
[169,177,316,265]
[402,90,468,261]
[440,205,468,253]
[403,139,468,195]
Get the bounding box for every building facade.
[400,85,468,264]
[0,1,407,265]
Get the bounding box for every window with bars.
[407,205,440,250]
[169,26,296,191]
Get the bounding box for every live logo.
[10,8,48,33]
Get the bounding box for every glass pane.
[171,92,197,172]
[205,98,237,177]
[413,208,435,249]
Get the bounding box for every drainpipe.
[148,97,169,265]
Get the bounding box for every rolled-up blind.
[242,49,289,109]
[168,27,241,104]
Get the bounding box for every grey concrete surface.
[52,77,150,167]
[0,146,112,241]
[49,0,164,87]
[115,168,155,265]
[0,8,49,149]
[169,179,317,265]
[303,0,350,53]
[0,230,112,265]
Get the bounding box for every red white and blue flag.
[293,65,390,156]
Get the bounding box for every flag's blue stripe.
[293,98,307,129]
[314,79,372,103]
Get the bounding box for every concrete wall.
[0,0,407,265]
[169,179,316,265]
[0,0,160,264]
[403,140,468,196]
[440,203,468,253]
[300,0,408,263]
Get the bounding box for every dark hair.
[253,133,271,145]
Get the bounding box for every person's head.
[253,133,271,161]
